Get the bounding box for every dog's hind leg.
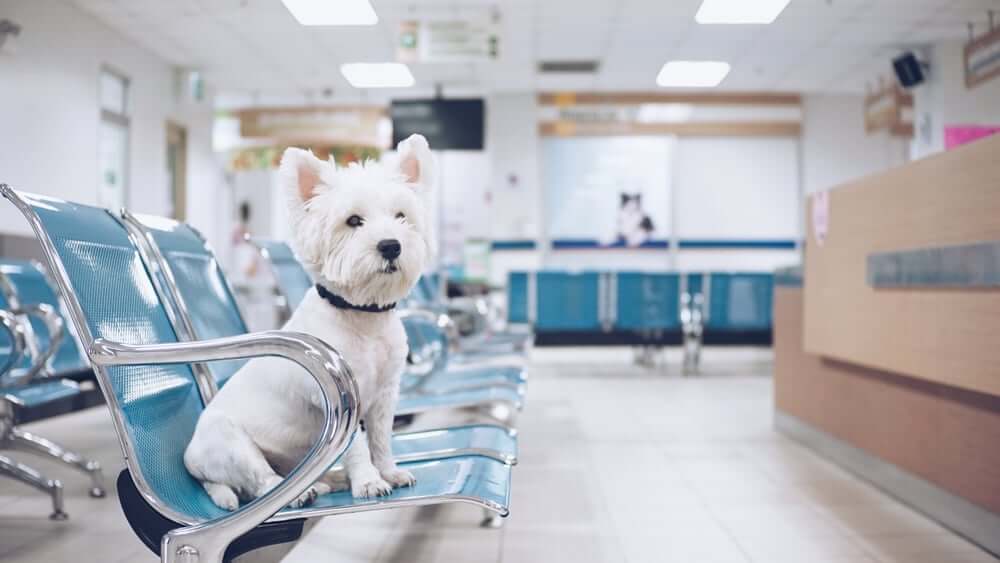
[185,415,290,509]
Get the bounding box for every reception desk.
[775,136,1000,556]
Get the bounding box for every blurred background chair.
[0,259,105,520]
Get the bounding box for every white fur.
[184,135,435,508]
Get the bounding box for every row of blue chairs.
[508,270,774,345]
[0,185,529,563]
[0,259,106,519]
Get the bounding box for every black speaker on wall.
[893,52,925,88]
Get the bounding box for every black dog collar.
[315,284,396,313]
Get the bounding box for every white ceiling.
[70,0,1000,105]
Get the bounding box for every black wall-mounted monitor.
[391,98,485,150]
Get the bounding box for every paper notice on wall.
[944,125,1000,150]
[812,191,829,246]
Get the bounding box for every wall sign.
[945,125,1000,150]
[863,83,913,138]
[812,191,830,247]
[237,106,389,147]
[964,24,1000,89]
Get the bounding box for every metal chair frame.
[0,262,106,517]
[2,185,366,563]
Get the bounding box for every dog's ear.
[396,134,434,191]
[279,148,327,205]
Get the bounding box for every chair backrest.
[399,311,449,391]
[249,238,313,311]
[123,213,249,389]
[705,273,774,330]
[0,259,88,375]
[2,189,225,524]
[535,271,603,331]
[614,272,681,331]
[507,272,530,324]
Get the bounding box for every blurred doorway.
[166,121,187,220]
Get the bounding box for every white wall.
[800,95,909,196]
[486,93,542,242]
[485,93,808,280]
[674,137,800,239]
[910,42,1000,159]
[0,0,222,248]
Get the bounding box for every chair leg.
[8,429,106,498]
[479,508,504,529]
[0,454,67,520]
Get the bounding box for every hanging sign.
[863,83,913,138]
[965,25,1000,89]
[237,106,389,147]
[398,18,499,63]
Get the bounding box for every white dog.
[184,134,435,509]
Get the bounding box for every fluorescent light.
[341,63,415,88]
[281,0,377,26]
[695,0,791,24]
[656,61,730,88]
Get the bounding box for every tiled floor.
[1,347,996,563]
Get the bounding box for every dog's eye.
[346,215,364,228]
[395,212,406,220]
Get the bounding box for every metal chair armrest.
[12,303,64,384]
[88,330,360,563]
[0,309,27,379]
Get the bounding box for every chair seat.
[119,455,513,560]
[280,455,511,519]
[2,379,80,408]
[452,333,532,363]
[391,424,517,465]
[396,385,523,416]
[403,364,526,395]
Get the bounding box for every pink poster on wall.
[944,125,1000,150]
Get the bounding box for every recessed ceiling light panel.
[695,0,791,24]
[282,0,378,26]
[656,61,731,88]
[341,63,415,88]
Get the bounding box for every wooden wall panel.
[776,287,1000,514]
[803,135,1000,396]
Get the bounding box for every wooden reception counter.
[803,134,1000,395]
[775,136,1000,555]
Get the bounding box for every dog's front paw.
[287,483,329,509]
[380,467,416,488]
[352,477,393,498]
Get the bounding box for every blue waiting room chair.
[120,211,519,464]
[245,236,315,323]
[0,259,106,519]
[2,186,513,563]
[400,309,527,397]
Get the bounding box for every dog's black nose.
[377,239,401,260]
